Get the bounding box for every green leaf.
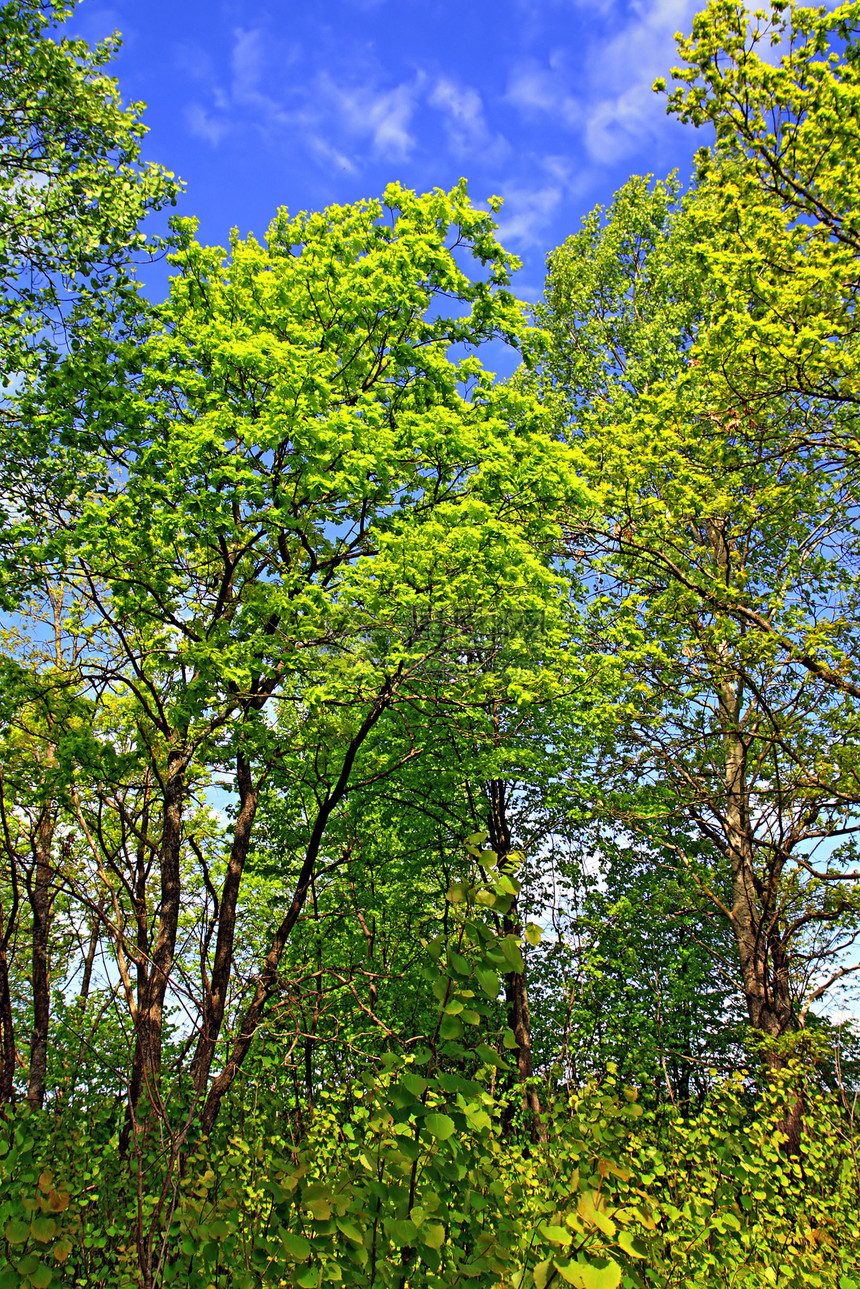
[475,1043,509,1069]
[423,1113,456,1141]
[540,1223,572,1247]
[475,968,500,998]
[27,1265,52,1289]
[440,1014,464,1040]
[558,1259,622,1289]
[30,1217,56,1244]
[534,1259,554,1289]
[335,1218,363,1244]
[447,949,471,976]
[388,1218,417,1247]
[420,1222,446,1250]
[464,1105,491,1131]
[303,1186,332,1221]
[524,922,543,946]
[51,1241,72,1266]
[578,1191,616,1238]
[5,1218,30,1245]
[282,1232,312,1260]
[498,936,525,973]
[618,1230,648,1260]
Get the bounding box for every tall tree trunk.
[27,804,55,1109]
[0,918,16,1102]
[707,518,800,1150]
[0,784,20,1102]
[128,747,187,1125]
[485,777,545,1140]
[200,684,393,1134]
[189,752,259,1094]
[706,514,793,1040]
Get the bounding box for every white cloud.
[307,134,360,175]
[178,1,698,189]
[494,156,596,247]
[429,77,507,161]
[494,183,563,246]
[185,103,231,147]
[314,74,419,161]
[231,27,266,103]
[582,0,700,162]
[505,56,580,130]
[504,1,699,165]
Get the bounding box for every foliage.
[0,896,858,1288]
[4,2,860,1287]
[532,164,860,1041]
[0,0,180,593]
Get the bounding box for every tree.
[658,0,860,462]
[533,171,860,1059]
[0,0,178,1106]
[20,181,574,1146]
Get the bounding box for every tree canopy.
[1,3,860,1288]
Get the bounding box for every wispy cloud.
[315,74,420,161]
[495,182,563,245]
[181,26,419,165]
[231,27,267,103]
[429,78,507,162]
[185,102,232,147]
[583,0,700,162]
[493,155,594,248]
[503,0,698,165]
[172,0,701,274]
[505,56,580,130]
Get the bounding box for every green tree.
[533,171,860,1064]
[19,175,575,1149]
[0,0,178,1106]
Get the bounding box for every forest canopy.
[1,2,860,1287]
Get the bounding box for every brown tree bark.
[485,777,545,1140]
[0,780,20,1103]
[127,746,187,1125]
[199,682,394,1134]
[706,517,794,1040]
[0,925,16,1103]
[26,803,56,1109]
[189,751,259,1094]
[707,518,801,1152]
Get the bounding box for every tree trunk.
[704,517,794,1040]
[703,517,803,1153]
[189,752,259,1095]
[128,747,187,1125]
[27,805,55,1109]
[0,927,15,1103]
[485,777,545,1140]
[199,683,393,1133]
[0,806,20,1104]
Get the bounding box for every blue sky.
[69,0,708,316]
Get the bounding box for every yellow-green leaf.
[423,1113,456,1141]
[420,1222,445,1250]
